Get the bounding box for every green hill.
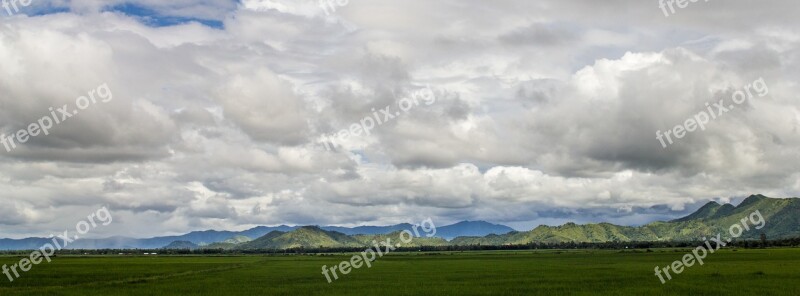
[236,228,449,250]
[672,201,724,222]
[234,231,287,250]
[200,235,253,250]
[162,240,199,250]
[352,231,449,247]
[222,235,252,244]
[452,195,799,245]
[235,227,363,250]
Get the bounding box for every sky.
[0,0,798,239]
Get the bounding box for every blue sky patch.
[105,3,225,29]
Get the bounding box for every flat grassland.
[1,248,798,295]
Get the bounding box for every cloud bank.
[0,0,798,237]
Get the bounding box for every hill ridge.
[2,195,799,251]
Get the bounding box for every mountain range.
[186,194,799,250]
[0,220,513,250]
[450,194,799,245]
[2,195,798,250]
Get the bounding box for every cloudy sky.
[0,0,798,238]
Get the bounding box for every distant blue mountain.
[436,221,516,239]
[0,226,298,250]
[321,224,415,235]
[0,221,514,250]
[321,221,515,239]
[0,237,53,251]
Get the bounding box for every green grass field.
[1,248,798,295]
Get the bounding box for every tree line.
[2,236,799,255]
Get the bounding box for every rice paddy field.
[1,248,798,295]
